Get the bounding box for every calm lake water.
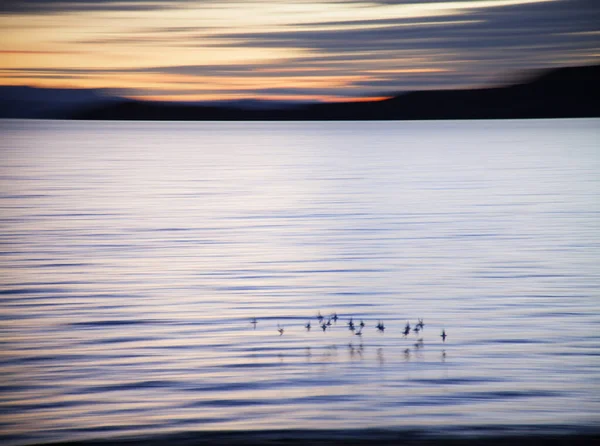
[1,119,599,445]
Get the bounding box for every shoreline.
[7,428,600,446]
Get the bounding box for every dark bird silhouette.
[332,313,338,323]
[317,312,324,323]
[376,320,385,332]
[348,317,355,331]
[359,320,365,328]
[417,318,424,330]
[305,321,311,331]
[321,322,328,332]
[441,329,447,342]
[251,317,257,329]
[403,322,410,337]
[277,325,284,336]
[413,325,421,335]
[355,327,363,336]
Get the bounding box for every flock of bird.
[250,313,447,343]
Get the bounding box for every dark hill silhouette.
[0,85,118,119]
[2,64,598,120]
[293,64,600,120]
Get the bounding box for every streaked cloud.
[0,0,178,14]
[0,0,598,100]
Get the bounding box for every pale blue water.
[0,119,599,445]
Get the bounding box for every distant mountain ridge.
[0,85,118,119]
[1,64,598,120]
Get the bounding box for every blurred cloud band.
[0,0,598,100]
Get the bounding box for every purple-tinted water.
[1,119,599,445]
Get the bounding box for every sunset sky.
[1,0,598,102]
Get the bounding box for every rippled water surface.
[1,119,599,445]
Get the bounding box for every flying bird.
[348,318,355,331]
[403,322,411,337]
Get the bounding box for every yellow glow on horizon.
[0,68,377,95]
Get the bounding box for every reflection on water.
[0,119,599,445]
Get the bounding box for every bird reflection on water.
[319,345,338,363]
[377,348,385,366]
[348,343,364,360]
